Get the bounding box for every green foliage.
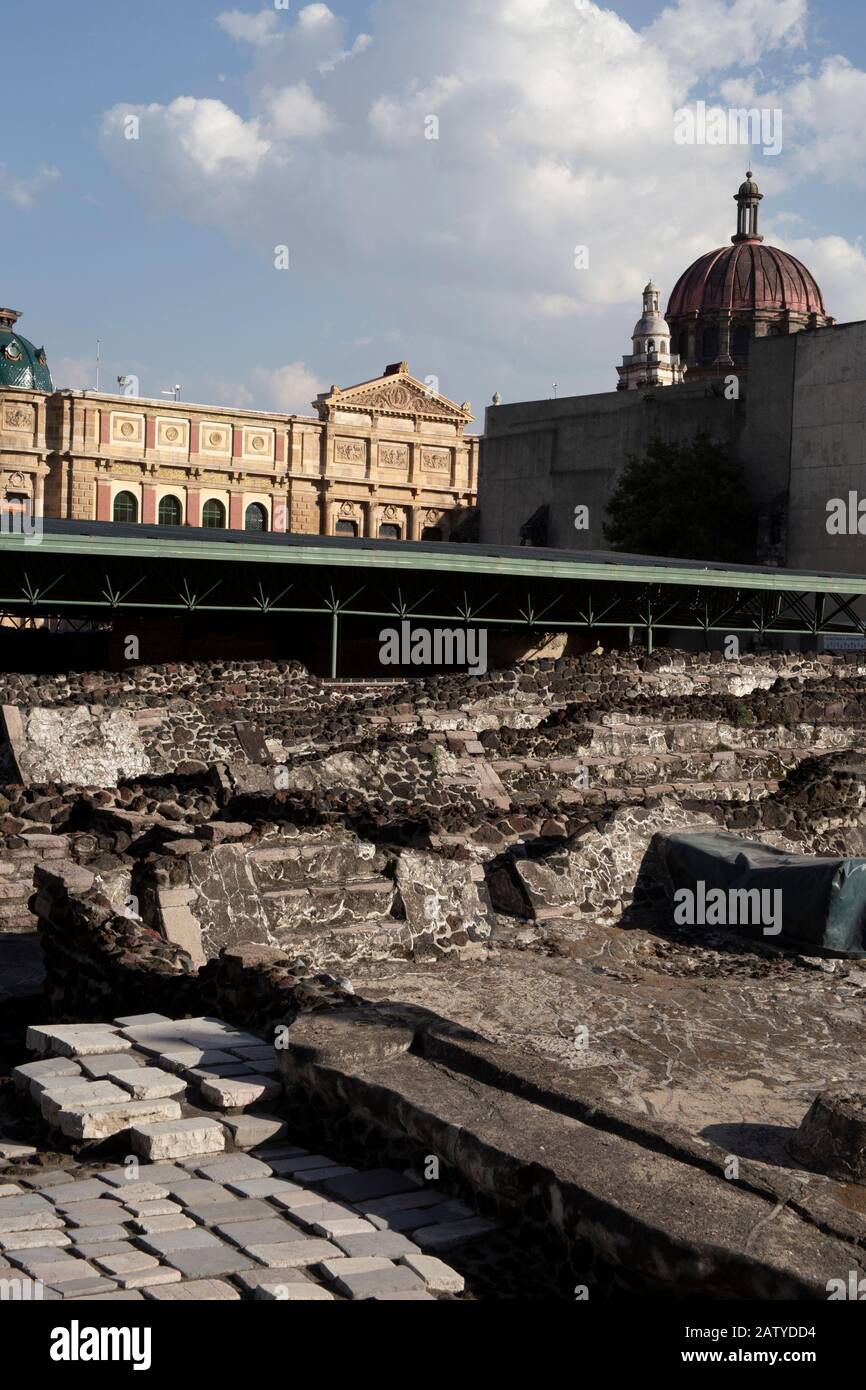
[603,433,756,563]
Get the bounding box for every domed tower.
[0,307,53,391]
[616,280,686,390]
[665,173,834,378]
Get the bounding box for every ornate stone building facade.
[0,335,478,541]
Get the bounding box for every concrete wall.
[480,381,744,551]
[480,322,866,578]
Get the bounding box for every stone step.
[270,916,413,967]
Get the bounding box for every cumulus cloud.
[99,0,866,401]
[2,164,60,209]
[216,8,280,46]
[248,362,324,413]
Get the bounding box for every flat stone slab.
[199,1075,281,1109]
[45,1277,119,1299]
[192,1199,271,1225]
[218,1114,287,1149]
[190,1155,271,1182]
[412,1217,497,1252]
[80,1054,146,1078]
[241,1239,339,1268]
[323,1169,422,1202]
[117,1267,183,1290]
[216,1217,301,1248]
[0,1228,70,1250]
[62,1225,129,1245]
[144,1278,241,1300]
[95,1250,163,1275]
[45,1180,117,1205]
[225,1178,305,1200]
[0,1210,65,1234]
[57,1098,184,1142]
[319,1257,426,1300]
[107,1068,187,1101]
[334,1231,420,1259]
[130,1216,196,1235]
[398,1253,465,1293]
[130,1117,226,1160]
[161,1245,258,1279]
[13,1057,81,1093]
[26,1024,132,1058]
[253,1279,335,1300]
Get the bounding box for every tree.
[603,433,756,563]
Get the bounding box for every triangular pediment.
[314,366,472,423]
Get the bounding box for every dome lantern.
[732,170,763,244]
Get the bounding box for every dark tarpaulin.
[655,830,866,958]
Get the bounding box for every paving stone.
[0,1193,53,1215]
[216,1217,299,1247]
[46,1277,119,1299]
[241,1239,339,1268]
[323,1169,422,1202]
[69,1240,131,1259]
[95,1250,163,1276]
[45,1179,117,1204]
[62,1225,129,1245]
[7,1246,80,1271]
[191,1155,271,1182]
[130,1117,225,1160]
[186,1064,250,1080]
[107,1068,187,1100]
[161,1245,258,1279]
[17,1169,76,1189]
[40,1080,130,1119]
[270,1189,335,1212]
[371,1289,437,1300]
[281,1200,357,1230]
[234,1267,316,1292]
[319,1257,426,1300]
[398,1253,465,1293]
[26,1024,131,1058]
[199,1075,281,1109]
[0,1229,70,1251]
[412,1218,498,1251]
[164,1180,236,1204]
[218,1114,287,1149]
[267,1154,336,1176]
[224,1178,304,1200]
[333,1231,420,1259]
[140,1227,225,1254]
[24,1258,100,1285]
[13,1057,81,1093]
[0,1210,65,1235]
[144,1278,241,1300]
[225,1045,276,1062]
[312,1218,379,1240]
[367,1206,448,1233]
[298,1166,357,1183]
[97,1164,188,1188]
[0,1184,23,1197]
[62,1201,129,1228]
[118,1267,183,1290]
[130,1216,196,1235]
[102,1183,170,1204]
[113,1014,172,1026]
[74,1290,145,1300]
[0,1140,38,1161]
[252,1145,307,1161]
[253,1279,335,1300]
[121,1199,183,1218]
[80,1053,146,1078]
[241,1059,278,1076]
[191,1199,272,1226]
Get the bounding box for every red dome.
[667,242,827,319]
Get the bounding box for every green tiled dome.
[0,307,53,391]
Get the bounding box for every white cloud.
[265,81,334,139]
[248,362,324,413]
[99,0,866,404]
[2,164,60,209]
[216,9,280,46]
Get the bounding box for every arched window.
[113,491,138,524]
[378,523,400,540]
[647,340,655,355]
[158,494,182,526]
[732,326,751,357]
[245,502,268,532]
[202,498,226,529]
[677,330,688,359]
[421,526,442,541]
[701,327,719,361]
[335,519,357,537]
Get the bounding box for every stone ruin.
[1,648,866,1301]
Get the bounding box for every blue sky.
[5,1,866,422]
